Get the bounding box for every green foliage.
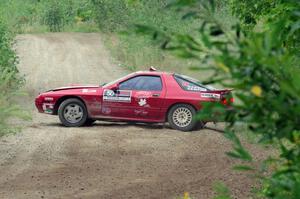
[0,0,98,33]
[0,70,30,136]
[134,0,300,198]
[213,182,232,199]
[91,0,129,32]
[0,19,21,89]
[230,0,276,27]
[0,18,30,136]
[42,1,65,32]
[224,131,253,161]
[41,0,96,32]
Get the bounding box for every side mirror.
[110,83,119,91]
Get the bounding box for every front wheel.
[168,104,197,131]
[58,98,88,127]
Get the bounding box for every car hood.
[48,84,100,92]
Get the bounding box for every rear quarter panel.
[162,74,219,113]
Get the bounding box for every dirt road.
[0,33,263,199]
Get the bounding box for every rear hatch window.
[173,74,214,91]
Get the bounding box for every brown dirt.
[0,33,265,199]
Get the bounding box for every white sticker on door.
[103,89,131,102]
[138,98,147,106]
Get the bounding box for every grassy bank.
[93,0,211,80]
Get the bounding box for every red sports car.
[35,68,233,131]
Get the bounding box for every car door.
[129,75,166,121]
[101,75,166,121]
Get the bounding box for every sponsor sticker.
[187,85,207,91]
[103,89,131,102]
[134,109,149,116]
[44,97,54,101]
[42,103,54,114]
[102,107,111,114]
[201,93,220,99]
[138,98,147,106]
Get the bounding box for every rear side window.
[119,75,162,91]
[174,74,208,91]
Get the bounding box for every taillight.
[221,97,234,105]
[221,98,227,105]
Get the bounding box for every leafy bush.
[0,19,21,88]
[0,19,29,136]
[134,0,300,198]
[91,0,129,32]
[42,1,65,32]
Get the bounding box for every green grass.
[0,0,98,33]
[102,33,202,75]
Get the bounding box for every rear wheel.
[196,121,206,130]
[168,104,197,131]
[58,98,88,127]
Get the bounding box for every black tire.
[84,118,96,126]
[58,98,88,127]
[167,104,197,131]
[195,121,206,130]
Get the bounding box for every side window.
[119,76,141,90]
[119,75,162,91]
[174,76,207,91]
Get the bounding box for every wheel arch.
[53,95,87,115]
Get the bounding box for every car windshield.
[174,74,215,91]
[102,73,134,88]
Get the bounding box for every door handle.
[152,93,160,97]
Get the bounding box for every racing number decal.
[103,89,132,102]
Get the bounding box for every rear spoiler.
[218,89,233,95]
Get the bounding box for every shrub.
[42,1,65,32]
[91,0,129,32]
[0,19,21,88]
[0,19,29,136]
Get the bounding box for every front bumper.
[35,96,55,114]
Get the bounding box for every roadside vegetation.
[0,0,97,33]
[0,19,29,136]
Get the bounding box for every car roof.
[134,71,173,76]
